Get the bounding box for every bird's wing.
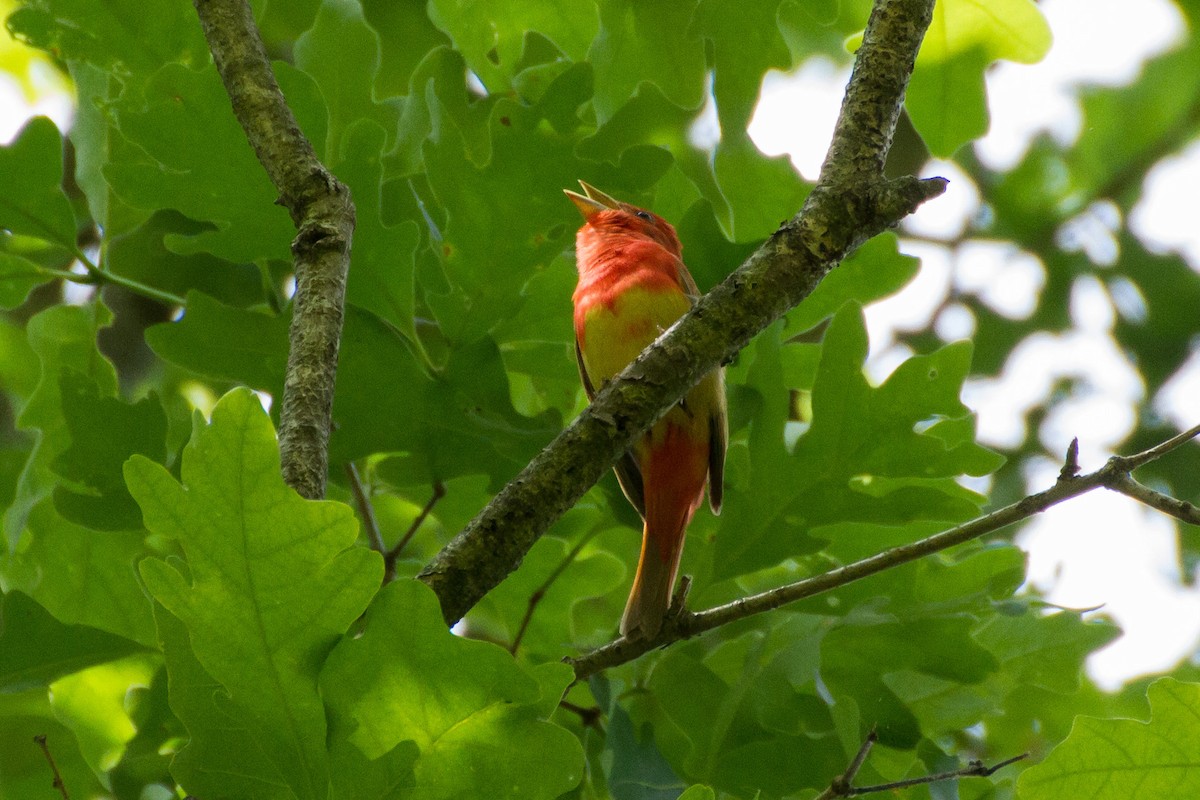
[575,336,647,519]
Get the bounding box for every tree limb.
[1107,473,1200,526]
[568,423,1200,679]
[418,0,945,624]
[194,0,354,499]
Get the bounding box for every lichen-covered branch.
[194,0,354,499]
[419,0,944,624]
[567,423,1200,679]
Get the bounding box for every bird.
[565,180,727,639]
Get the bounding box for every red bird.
[565,181,728,639]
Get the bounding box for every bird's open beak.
[564,180,621,218]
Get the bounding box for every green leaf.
[51,370,168,531]
[588,0,707,123]
[646,631,847,795]
[426,0,598,93]
[320,579,583,799]
[1018,678,1200,800]
[153,602,298,799]
[821,615,997,747]
[106,62,327,263]
[334,119,423,346]
[128,388,383,800]
[975,608,1121,695]
[105,211,264,307]
[145,290,291,392]
[590,673,687,799]
[906,47,990,158]
[903,0,1050,156]
[0,688,109,798]
[921,0,1052,65]
[423,80,590,339]
[0,117,76,251]
[0,591,143,692]
[711,305,1000,580]
[361,0,452,98]
[692,0,793,134]
[787,234,921,332]
[0,250,48,310]
[5,0,209,77]
[2,303,116,547]
[1066,39,1200,208]
[68,60,153,237]
[712,136,809,241]
[294,0,401,168]
[473,522,626,657]
[48,655,160,786]
[1,501,155,645]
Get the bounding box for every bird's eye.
[634,210,652,221]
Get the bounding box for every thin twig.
[384,482,446,580]
[843,728,877,783]
[568,422,1200,679]
[816,728,878,799]
[1106,473,1200,526]
[845,753,1029,796]
[510,528,602,655]
[844,753,1032,796]
[814,728,1025,798]
[344,462,386,554]
[33,735,70,800]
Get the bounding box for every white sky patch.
[1156,349,1200,430]
[0,63,73,143]
[1131,139,1200,270]
[1019,457,1200,690]
[976,0,1184,170]
[963,329,1143,458]
[748,57,848,181]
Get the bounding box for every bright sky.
[3,0,1198,689]
[751,0,1200,688]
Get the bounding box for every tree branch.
[1106,473,1200,526]
[568,423,1200,679]
[418,0,945,624]
[194,0,354,499]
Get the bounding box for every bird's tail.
[620,518,688,639]
[620,424,707,639]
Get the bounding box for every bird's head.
[564,181,682,257]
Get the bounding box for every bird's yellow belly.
[579,285,692,384]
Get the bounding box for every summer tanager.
[565,181,728,639]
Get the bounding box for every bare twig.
[813,727,1025,798]
[510,528,601,655]
[194,0,355,500]
[845,753,1028,796]
[418,0,945,626]
[817,728,878,799]
[385,482,446,580]
[344,462,385,554]
[1106,473,1200,526]
[568,423,1200,679]
[33,735,70,800]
